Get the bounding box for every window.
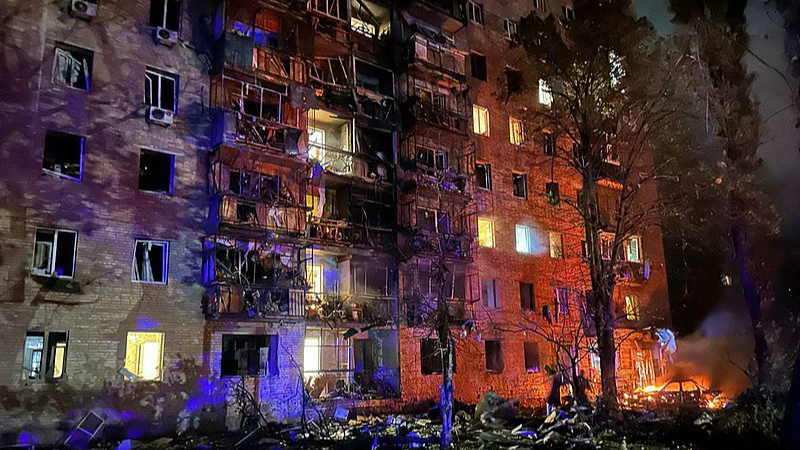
[52,44,93,91]
[132,240,169,283]
[421,339,442,375]
[524,341,540,373]
[138,149,174,195]
[624,294,640,321]
[32,228,77,278]
[625,236,642,263]
[562,5,575,21]
[481,277,499,309]
[468,1,484,24]
[505,67,525,95]
[307,263,324,293]
[520,281,535,310]
[546,182,560,205]
[601,234,614,260]
[543,132,557,155]
[149,0,181,32]
[416,146,447,171]
[124,332,164,381]
[221,334,278,377]
[554,287,570,316]
[484,340,503,372]
[512,173,527,199]
[22,331,68,381]
[538,79,553,106]
[470,53,487,81]
[144,69,178,112]
[42,131,84,180]
[548,231,563,258]
[477,218,495,248]
[515,224,535,254]
[303,335,321,380]
[417,209,450,234]
[472,105,490,136]
[503,19,519,42]
[533,0,546,10]
[476,163,492,190]
[509,117,525,145]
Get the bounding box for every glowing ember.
[621,378,728,411]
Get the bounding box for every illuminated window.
[625,236,642,263]
[481,277,499,309]
[307,126,326,161]
[549,231,563,258]
[303,336,321,380]
[351,18,376,37]
[515,224,534,254]
[624,294,640,321]
[125,332,164,381]
[472,104,490,136]
[509,117,524,145]
[307,263,324,293]
[538,79,553,106]
[477,218,495,247]
[21,331,68,381]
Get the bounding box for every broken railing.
[309,143,394,182]
[403,295,474,324]
[407,230,473,260]
[308,56,353,90]
[307,0,348,21]
[205,283,305,319]
[307,218,394,248]
[406,97,469,134]
[305,292,398,323]
[253,46,306,83]
[218,194,306,235]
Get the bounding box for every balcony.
[402,0,467,33]
[218,194,306,235]
[404,34,467,78]
[253,46,306,84]
[305,292,398,324]
[205,284,305,319]
[306,218,393,248]
[618,261,647,285]
[403,296,473,325]
[307,0,349,21]
[408,231,472,260]
[404,96,469,134]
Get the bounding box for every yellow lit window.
[477,218,495,248]
[125,332,164,381]
[307,263,324,293]
[52,341,67,378]
[351,18,376,37]
[624,294,640,321]
[472,104,490,136]
[538,79,553,106]
[509,117,524,145]
[548,231,563,258]
[303,336,321,380]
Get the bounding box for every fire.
[621,378,728,411]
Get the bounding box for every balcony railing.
[307,218,351,245]
[406,35,467,78]
[205,284,305,319]
[308,56,352,90]
[218,194,306,234]
[307,0,347,21]
[253,46,306,83]
[408,231,472,260]
[403,296,473,325]
[309,143,394,182]
[618,261,647,285]
[406,98,469,134]
[306,292,398,323]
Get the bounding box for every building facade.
[0,0,670,439]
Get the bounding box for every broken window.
[546,182,560,205]
[524,341,540,373]
[229,171,280,201]
[554,287,571,316]
[505,67,524,95]
[624,294,640,321]
[352,265,389,296]
[417,209,449,233]
[538,79,553,106]
[470,53,487,81]
[221,334,278,377]
[132,240,169,284]
[520,281,535,310]
[509,117,525,145]
[420,338,452,375]
[468,1,484,24]
[484,340,503,372]
[472,104,490,136]
[355,60,394,97]
[475,163,492,190]
[543,132,557,155]
[503,19,519,42]
[477,218,495,248]
[416,146,447,171]
[124,331,164,381]
[22,331,68,381]
[149,0,181,31]
[481,277,499,309]
[32,228,77,278]
[138,149,174,195]
[512,172,527,199]
[515,224,534,254]
[43,131,84,180]
[145,69,178,111]
[52,43,92,91]
[548,231,563,258]
[625,236,642,263]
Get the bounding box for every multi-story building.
[0,0,671,439]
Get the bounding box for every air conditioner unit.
[70,0,97,20]
[148,106,174,126]
[154,27,178,46]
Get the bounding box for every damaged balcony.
[400,0,468,34]
[401,260,474,324]
[304,252,399,325]
[211,75,304,156]
[350,0,392,54]
[399,199,475,260]
[354,59,395,121]
[403,34,467,79]
[401,77,470,135]
[400,138,475,196]
[203,237,306,320]
[303,328,400,400]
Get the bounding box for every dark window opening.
[485,340,503,372]
[52,43,93,91]
[505,68,524,95]
[524,341,540,373]
[138,149,174,195]
[520,281,535,310]
[470,53,487,81]
[546,182,560,205]
[544,132,557,155]
[132,240,168,283]
[221,334,278,377]
[476,163,492,190]
[236,201,258,223]
[145,69,178,111]
[416,147,447,171]
[355,61,394,97]
[32,228,77,278]
[229,171,280,202]
[512,173,527,199]
[421,339,456,375]
[43,131,84,180]
[150,0,181,31]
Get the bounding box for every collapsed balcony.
[304,328,400,400]
[211,75,304,155]
[203,237,306,319]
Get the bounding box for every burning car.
[622,378,729,411]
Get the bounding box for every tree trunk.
[595,298,619,409]
[780,344,800,450]
[731,211,770,386]
[439,334,454,449]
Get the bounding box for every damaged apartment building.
[0,0,672,437]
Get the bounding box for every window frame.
[562,5,575,22]
[475,162,492,191]
[625,236,642,263]
[503,19,519,42]
[472,104,490,136]
[467,1,484,25]
[144,68,179,112]
[51,43,93,92]
[131,239,170,284]
[512,172,527,199]
[150,0,182,32]
[42,131,85,181]
[31,228,78,279]
[548,231,563,259]
[520,281,535,311]
[138,148,175,195]
[624,293,640,321]
[484,339,503,373]
[477,217,495,248]
[124,331,165,381]
[21,331,69,381]
[481,277,499,309]
[523,341,540,373]
[470,53,487,81]
[509,117,525,146]
[515,224,534,254]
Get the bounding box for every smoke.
[665,307,753,397]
